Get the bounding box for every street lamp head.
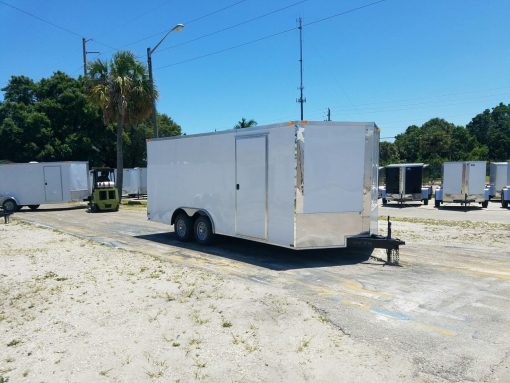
[171,23,185,32]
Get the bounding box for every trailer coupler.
[346,217,405,266]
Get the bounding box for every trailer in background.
[0,161,89,212]
[122,167,147,196]
[501,161,510,208]
[488,162,508,199]
[434,161,489,208]
[147,121,404,260]
[380,163,432,206]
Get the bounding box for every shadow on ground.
[17,205,87,213]
[135,232,375,271]
[435,205,485,212]
[382,203,426,208]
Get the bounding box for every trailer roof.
[147,121,378,142]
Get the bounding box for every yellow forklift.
[89,168,120,212]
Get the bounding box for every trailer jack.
[346,216,405,266]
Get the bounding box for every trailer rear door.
[235,135,267,239]
[466,162,485,194]
[443,162,463,195]
[43,166,63,202]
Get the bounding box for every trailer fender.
[0,195,19,208]
[171,208,215,234]
[421,187,431,200]
[483,188,490,201]
[435,188,443,202]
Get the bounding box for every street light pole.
[147,23,184,138]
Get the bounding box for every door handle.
[45,182,47,185]
[236,184,240,190]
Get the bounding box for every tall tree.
[88,51,154,198]
[467,103,510,161]
[234,118,257,129]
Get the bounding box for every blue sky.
[1,0,509,139]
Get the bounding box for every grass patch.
[6,339,21,347]
[378,216,510,229]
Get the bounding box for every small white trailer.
[147,121,404,259]
[380,163,432,206]
[0,161,89,212]
[501,161,510,208]
[434,161,489,208]
[488,162,508,199]
[121,167,147,196]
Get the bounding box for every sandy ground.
[1,220,416,383]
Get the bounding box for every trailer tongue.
[346,216,405,265]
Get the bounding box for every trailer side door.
[235,135,267,239]
[43,166,63,202]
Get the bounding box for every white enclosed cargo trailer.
[121,167,147,196]
[501,161,510,208]
[147,121,405,252]
[488,162,508,199]
[0,161,89,212]
[434,161,489,208]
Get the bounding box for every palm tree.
[234,118,257,129]
[88,51,155,199]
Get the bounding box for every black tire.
[502,200,509,209]
[174,213,192,242]
[89,203,98,213]
[423,199,429,206]
[382,198,387,206]
[193,215,213,245]
[481,200,488,208]
[28,205,40,210]
[434,199,440,208]
[2,199,17,213]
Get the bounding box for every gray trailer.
[488,162,508,199]
[380,163,432,205]
[0,161,89,212]
[434,161,489,208]
[501,161,510,208]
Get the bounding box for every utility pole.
[82,38,99,78]
[296,17,306,121]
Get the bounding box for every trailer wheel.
[423,199,429,206]
[2,199,17,213]
[481,200,488,208]
[434,199,440,208]
[194,216,213,245]
[382,198,387,206]
[28,205,40,210]
[502,200,509,209]
[174,213,192,242]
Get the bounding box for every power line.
[122,0,252,48]
[157,0,310,54]
[0,0,119,52]
[0,0,81,38]
[157,26,297,69]
[303,0,387,27]
[156,0,388,70]
[185,0,251,25]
